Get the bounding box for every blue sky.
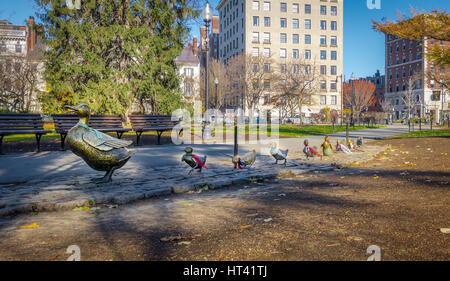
[1,0,448,79]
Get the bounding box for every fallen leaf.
[263,218,273,223]
[240,225,252,229]
[181,202,193,206]
[107,204,118,209]
[177,241,191,245]
[18,222,40,229]
[73,206,90,211]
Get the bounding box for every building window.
[252,1,259,10]
[263,32,270,43]
[280,48,286,58]
[292,3,299,13]
[292,64,299,74]
[264,17,271,27]
[280,2,287,12]
[331,95,337,104]
[331,6,337,16]
[305,50,311,60]
[264,63,270,73]
[292,34,299,44]
[320,95,327,105]
[280,64,286,73]
[264,80,270,90]
[320,65,327,75]
[320,50,326,60]
[305,34,311,44]
[252,63,259,72]
[280,18,287,28]
[292,49,299,59]
[263,1,270,11]
[292,19,299,29]
[280,33,287,43]
[15,44,22,53]
[331,82,337,92]
[184,68,194,77]
[305,65,311,74]
[331,21,337,30]
[330,36,337,46]
[320,5,327,15]
[304,19,311,29]
[331,65,337,75]
[253,16,259,27]
[331,51,337,60]
[252,47,259,57]
[320,35,327,46]
[305,4,311,14]
[252,32,259,43]
[320,21,327,30]
[263,47,270,57]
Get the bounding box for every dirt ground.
[0,137,448,261]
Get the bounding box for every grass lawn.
[3,124,385,142]
[386,129,450,139]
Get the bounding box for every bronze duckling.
[65,103,133,183]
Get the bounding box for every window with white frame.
[263,32,270,43]
[264,1,270,11]
[280,48,286,58]
[320,95,327,105]
[252,47,259,57]
[253,1,259,10]
[263,47,270,57]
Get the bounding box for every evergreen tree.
[36,0,199,116]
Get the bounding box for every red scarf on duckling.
[192,154,208,169]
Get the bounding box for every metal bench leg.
[0,135,4,155]
[157,131,163,145]
[117,132,124,139]
[60,134,67,150]
[35,134,42,152]
[136,131,143,146]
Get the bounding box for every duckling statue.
[357,137,364,147]
[335,140,352,154]
[65,103,133,183]
[270,142,288,166]
[303,139,322,160]
[321,136,334,157]
[181,147,208,174]
[347,139,364,152]
[232,150,257,169]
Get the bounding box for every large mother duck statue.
[65,103,133,183]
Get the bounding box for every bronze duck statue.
[270,142,288,166]
[181,147,208,174]
[65,103,133,183]
[232,149,257,169]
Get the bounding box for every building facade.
[0,17,44,112]
[174,38,201,101]
[366,69,385,111]
[217,0,343,120]
[385,33,449,123]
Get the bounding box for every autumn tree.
[343,79,376,124]
[372,9,450,87]
[272,60,321,124]
[227,53,276,119]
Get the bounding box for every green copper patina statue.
[232,150,257,169]
[321,136,334,157]
[182,147,208,174]
[65,103,133,183]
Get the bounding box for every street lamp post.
[441,80,445,125]
[214,77,219,109]
[202,1,213,139]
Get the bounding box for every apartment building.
[385,33,449,122]
[175,37,201,100]
[217,0,343,119]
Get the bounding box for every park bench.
[128,115,183,145]
[52,114,131,149]
[0,113,52,154]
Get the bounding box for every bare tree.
[272,60,321,124]
[199,59,231,110]
[0,54,41,112]
[227,53,276,118]
[401,72,423,120]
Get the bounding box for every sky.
[1,0,448,79]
